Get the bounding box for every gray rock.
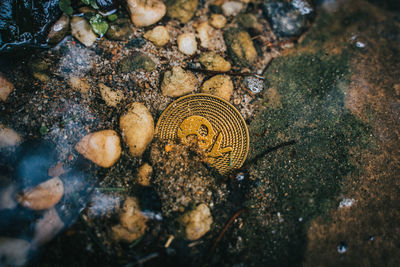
[262,0,314,37]
[105,18,134,41]
[47,14,70,45]
[166,0,198,23]
[118,52,156,73]
[223,28,257,67]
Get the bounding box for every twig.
[164,235,174,248]
[125,252,159,267]
[95,187,127,192]
[184,67,265,80]
[79,213,110,255]
[206,208,247,265]
[245,140,297,167]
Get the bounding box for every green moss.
[225,51,372,266]
[118,52,155,73]
[166,0,198,23]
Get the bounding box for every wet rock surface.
[47,14,70,45]
[0,0,61,54]
[105,18,134,41]
[262,0,314,37]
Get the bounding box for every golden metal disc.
[155,94,249,175]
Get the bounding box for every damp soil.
[1,0,400,266]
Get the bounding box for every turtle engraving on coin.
[155,94,249,175]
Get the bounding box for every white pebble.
[222,1,245,17]
[177,33,197,56]
[70,16,97,47]
[126,0,166,27]
[0,124,22,148]
[0,73,15,102]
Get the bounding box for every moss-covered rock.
[225,50,372,266]
[236,13,261,31]
[105,18,133,41]
[118,52,156,73]
[166,0,198,23]
[223,28,257,67]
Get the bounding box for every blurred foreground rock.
[75,130,121,168]
[120,103,154,157]
[180,203,213,240]
[112,197,148,242]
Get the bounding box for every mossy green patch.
[223,51,372,266]
[118,52,155,73]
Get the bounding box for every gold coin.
[155,94,249,175]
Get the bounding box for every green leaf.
[90,0,99,9]
[81,0,90,4]
[59,0,73,15]
[107,14,118,21]
[39,126,49,135]
[89,14,109,37]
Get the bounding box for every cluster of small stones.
[0,0,307,257]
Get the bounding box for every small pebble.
[209,14,227,29]
[17,177,64,210]
[0,73,14,102]
[112,197,148,242]
[75,130,121,167]
[70,16,97,47]
[32,208,64,246]
[144,26,170,47]
[137,163,153,186]
[105,18,134,41]
[0,185,17,209]
[119,52,156,72]
[0,124,22,148]
[161,66,198,97]
[196,22,214,49]
[337,241,347,253]
[0,238,30,267]
[224,28,257,67]
[47,14,70,45]
[68,76,90,94]
[222,1,244,17]
[99,83,124,107]
[201,75,233,101]
[199,52,231,72]
[338,198,355,208]
[120,103,154,157]
[180,203,213,240]
[126,0,166,27]
[177,33,197,56]
[244,76,264,94]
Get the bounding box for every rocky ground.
[0,0,399,266]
